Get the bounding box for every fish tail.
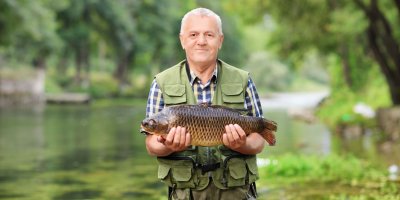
[261,119,277,146]
[261,129,276,146]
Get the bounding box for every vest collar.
[185,60,219,86]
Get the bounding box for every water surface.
[0,96,397,199]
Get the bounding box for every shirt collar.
[185,61,218,86]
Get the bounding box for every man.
[144,8,265,200]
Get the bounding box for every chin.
[190,56,214,64]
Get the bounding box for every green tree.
[228,0,400,105]
[57,0,93,83]
[92,0,137,85]
[0,0,66,69]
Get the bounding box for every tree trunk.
[354,0,400,105]
[74,45,90,86]
[58,49,69,75]
[74,49,82,84]
[339,44,353,88]
[32,55,46,70]
[114,50,134,85]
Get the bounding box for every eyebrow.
[187,30,217,34]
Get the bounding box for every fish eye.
[148,119,156,128]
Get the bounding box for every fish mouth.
[140,125,149,135]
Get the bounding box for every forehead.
[182,15,219,33]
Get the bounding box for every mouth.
[140,125,149,135]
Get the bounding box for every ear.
[179,34,185,49]
[218,34,224,49]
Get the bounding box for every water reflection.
[0,103,164,199]
[261,109,331,157]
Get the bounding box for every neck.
[187,60,217,84]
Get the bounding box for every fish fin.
[261,118,278,146]
[207,104,251,115]
[261,129,276,146]
[263,118,278,131]
[198,102,211,107]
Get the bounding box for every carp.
[140,104,277,146]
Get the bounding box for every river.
[0,92,397,199]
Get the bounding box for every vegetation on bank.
[258,153,400,199]
[316,54,391,128]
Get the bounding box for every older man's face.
[180,15,223,66]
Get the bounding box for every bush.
[88,73,119,98]
[261,153,384,182]
[44,77,63,93]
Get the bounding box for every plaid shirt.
[146,64,263,118]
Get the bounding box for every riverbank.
[0,68,45,107]
[257,153,400,199]
[260,90,329,110]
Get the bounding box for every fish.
[140,104,277,146]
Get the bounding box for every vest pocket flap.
[164,84,185,96]
[172,167,192,182]
[164,84,186,105]
[221,84,244,103]
[246,157,258,175]
[158,164,171,179]
[221,84,243,96]
[228,158,247,179]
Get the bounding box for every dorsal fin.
[200,104,250,116]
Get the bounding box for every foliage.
[261,153,384,181]
[226,0,400,105]
[1,0,398,110]
[87,73,119,98]
[244,51,291,92]
[2,0,67,67]
[259,153,399,199]
[44,77,63,94]
[0,0,250,95]
[316,54,391,127]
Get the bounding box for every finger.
[222,133,229,146]
[225,125,234,144]
[174,126,182,147]
[165,127,176,146]
[184,132,191,147]
[234,124,246,140]
[157,135,166,144]
[179,127,186,147]
[229,124,240,142]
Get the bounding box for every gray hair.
[180,8,223,35]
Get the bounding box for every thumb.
[222,133,229,146]
[157,135,166,144]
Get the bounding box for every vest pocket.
[157,158,197,189]
[246,157,259,183]
[163,84,186,105]
[221,84,244,104]
[226,158,247,187]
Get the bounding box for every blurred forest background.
[1,0,400,199]
[1,0,399,124]
[1,0,399,105]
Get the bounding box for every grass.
[257,153,399,199]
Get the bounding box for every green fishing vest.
[154,59,259,190]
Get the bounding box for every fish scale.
[140,104,277,146]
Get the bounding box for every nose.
[141,120,148,126]
[198,35,207,45]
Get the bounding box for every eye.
[189,33,197,38]
[148,119,156,127]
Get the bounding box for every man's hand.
[157,126,191,152]
[223,124,265,155]
[223,124,247,150]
